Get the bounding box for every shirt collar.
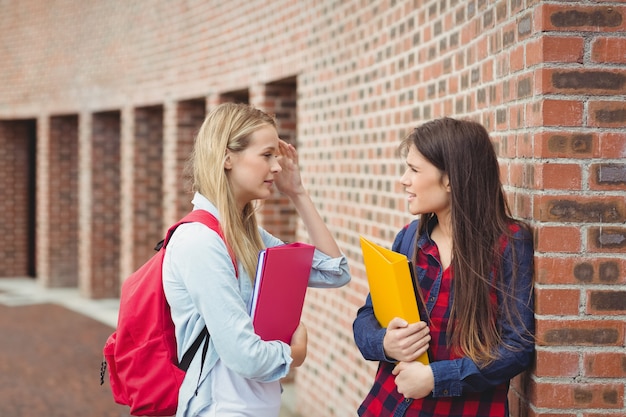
[190,192,222,221]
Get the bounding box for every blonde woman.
[163,103,351,417]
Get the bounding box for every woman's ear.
[224,150,233,170]
[443,174,451,192]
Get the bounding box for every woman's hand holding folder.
[392,360,435,400]
[385,318,434,399]
[289,322,308,368]
[383,318,431,362]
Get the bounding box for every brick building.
[1,1,625,416]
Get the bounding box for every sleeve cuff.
[430,360,463,397]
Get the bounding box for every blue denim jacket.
[353,219,535,399]
[163,193,351,417]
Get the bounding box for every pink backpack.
[101,210,237,416]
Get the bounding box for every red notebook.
[250,242,316,343]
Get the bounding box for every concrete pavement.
[0,278,299,417]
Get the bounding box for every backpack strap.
[160,209,239,277]
[394,219,419,258]
[159,210,238,379]
[178,327,208,371]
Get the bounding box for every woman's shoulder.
[501,220,534,257]
[392,219,420,253]
[506,219,532,240]
[168,221,227,255]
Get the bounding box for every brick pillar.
[526,3,626,416]
[0,120,35,278]
[132,106,164,270]
[46,115,79,287]
[89,111,121,298]
[174,99,206,219]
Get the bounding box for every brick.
[541,68,626,95]
[535,225,581,253]
[599,132,626,158]
[534,131,597,158]
[509,161,534,188]
[588,226,626,253]
[535,257,626,285]
[535,256,576,284]
[535,349,580,377]
[592,37,626,64]
[533,163,581,190]
[536,287,580,316]
[539,4,626,32]
[589,101,626,128]
[515,132,533,157]
[530,380,624,409]
[510,190,533,220]
[526,36,584,66]
[585,351,626,378]
[587,290,626,314]
[534,195,626,223]
[537,319,624,347]
[537,99,584,127]
[590,163,626,190]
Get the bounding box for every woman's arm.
[353,294,391,361]
[164,223,293,382]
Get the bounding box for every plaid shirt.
[353,219,535,417]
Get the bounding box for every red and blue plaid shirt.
[353,219,535,417]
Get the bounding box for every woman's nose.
[272,157,283,173]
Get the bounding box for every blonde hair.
[190,102,277,279]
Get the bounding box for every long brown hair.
[190,103,276,279]
[400,117,532,366]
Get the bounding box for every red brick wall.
[133,106,164,269]
[0,121,33,277]
[47,116,79,286]
[175,99,205,219]
[91,112,121,298]
[526,4,626,415]
[0,1,624,416]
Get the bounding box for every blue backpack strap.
[392,219,419,258]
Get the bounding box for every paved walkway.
[0,278,299,417]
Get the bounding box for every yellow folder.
[360,236,430,365]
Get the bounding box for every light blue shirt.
[163,192,351,417]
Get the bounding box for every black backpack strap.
[178,327,208,371]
